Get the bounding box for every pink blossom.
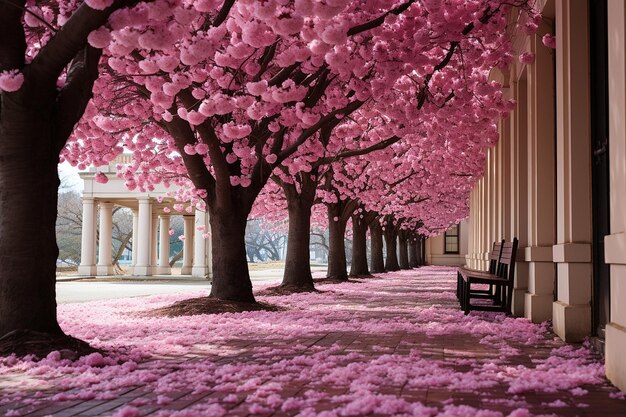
[87,28,112,49]
[542,34,556,49]
[519,52,535,65]
[84,0,113,10]
[95,172,109,184]
[110,406,140,417]
[0,70,24,92]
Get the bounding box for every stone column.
[132,198,152,276]
[96,202,114,275]
[466,188,474,268]
[552,0,593,342]
[605,0,626,393]
[150,214,159,275]
[78,198,97,275]
[524,28,556,323]
[157,215,171,275]
[511,76,530,317]
[181,215,194,275]
[131,210,138,268]
[192,210,211,278]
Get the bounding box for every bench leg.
[463,280,470,315]
[505,284,514,314]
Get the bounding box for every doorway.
[590,0,610,340]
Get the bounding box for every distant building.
[424,220,469,266]
[78,155,211,278]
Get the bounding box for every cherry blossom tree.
[0,0,538,349]
[65,0,528,302]
[0,0,163,344]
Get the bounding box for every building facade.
[78,155,212,279]
[464,0,626,391]
[425,220,469,266]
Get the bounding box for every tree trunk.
[208,206,255,302]
[0,117,62,335]
[369,221,385,273]
[281,194,314,290]
[349,214,369,277]
[398,231,410,270]
[384,227,400,271]
[408,238,419,268]
[326,203,348,281]
[417,236,425,266]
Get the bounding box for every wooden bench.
[456,240,504,301]
[458,238,519,315]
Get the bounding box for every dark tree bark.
[384,222,400,271]
[326,203,349,281]
[417,236,426,266]
[408,235,419,268]
[398,229,410,270]
[0,2,127,341]
[0,129,62,335]
[208,202,254,302]
[349,213,369,277]
[279,173,317,291]
[369,220,385,273]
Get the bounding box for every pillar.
[605,0,626,393]
[131,209,138,268]
[511,72,530,317]
[181,215,194,275]
[524,26,556,323]
[157,215,172,275]
[132,198,152,276]
[150,214,159,275]
[96,202,114,275]
[78,198,97,275]
[552,0,593,342]
[192,210,212,279]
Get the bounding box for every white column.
[132,198,152,276]
[97,202,114,275]
[192,210,211,278]
[78,198,97,275]
[157,215,171,275]
[552,0,593,342]
[605,0,626,394]
[131,210,138,268]
[181,215,194,275]
[524,29,556,324]
[150,214,159,274]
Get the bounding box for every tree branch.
[317,135,400,165]
[212,0,235,27]
[29,0,142,86]
[0,0,26,72]
[347,0,416,36]
[277,100,364,163]
[55,45,102,152]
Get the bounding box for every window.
[444,224,460,254]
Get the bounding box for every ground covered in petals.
[0,267,624,417]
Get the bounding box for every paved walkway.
[1,267,624,416]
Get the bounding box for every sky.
[59,162,83,193]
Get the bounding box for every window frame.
[444,224,460,254]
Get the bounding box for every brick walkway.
[1,267,625,417]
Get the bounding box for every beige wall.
[465,0,626,393]
[426,220,469,266]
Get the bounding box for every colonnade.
[464,0,626,393]
[78,197,211,278]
